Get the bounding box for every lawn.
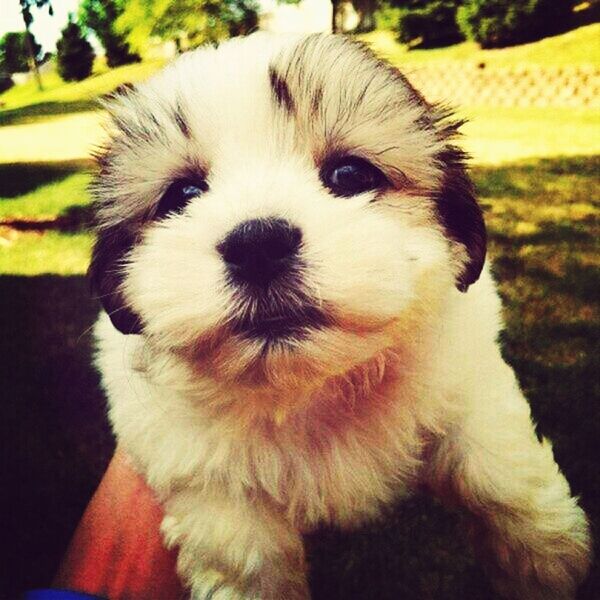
[1,26,599,600]
[0,58,164,126]
[361,23,600,68]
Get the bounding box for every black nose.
[217,218,302,287]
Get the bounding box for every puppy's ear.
[89,225,142,335]
[435,147,487,292]
[89,85,144,334]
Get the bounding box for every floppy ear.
[89,224,143,335]
[89,84,145,334]
[435,147,487,292]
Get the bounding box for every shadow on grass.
[0,160,93,198]
[0,205,95,233]
[495,255,600,306]
[473,155,600,199]
[492,223,595,247]
[0,100,97,126]
[306,496,497,600]
[0,275,114,598]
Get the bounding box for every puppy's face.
[90,34,485,390]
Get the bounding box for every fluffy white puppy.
[90,33,591,599]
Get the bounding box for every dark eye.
[155,177,208,220]
[321,156,387,197]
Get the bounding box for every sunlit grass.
[474,156,599,340]
[0,162,93,274]
[0,167,91,220]
[460,107,600,164]
[0,59,165,125]
[0,58,164,110]
[0,231,93,275]
[362,23,600,68]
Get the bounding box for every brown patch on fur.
[327,308,397,336]
[268,65,295,115]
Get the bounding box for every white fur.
[92,33,591,599]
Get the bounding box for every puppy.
[89,33,591,599]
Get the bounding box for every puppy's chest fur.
[97,316,436,529]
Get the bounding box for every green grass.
[0,162,93,274]
[0,58,164,125]
[2,154,598,597]
[0,231,93,275]
[362,23,600,68]
[480,156,599,345]
[0,161,92,217]
[2,23,598,127]
[1,25,599,597]
[460,107,600,163]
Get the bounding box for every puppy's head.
[90,34,485,391]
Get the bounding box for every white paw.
[490,504,592,599]
[189,569,251,600]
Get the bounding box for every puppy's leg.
[161,487,309,600]
[427,361,592,599]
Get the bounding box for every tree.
[391,0,463,48]
[0,73,14,94]
[354,0,379,32]
[0,31,42,73]
[116,0,259,54]
[56,17,95,81]
[457,0,575,48]
[223,0,259,37]
[19,0,54,90]
[79,0,140,67]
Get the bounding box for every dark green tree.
[56,17,95,81]
[19,0,54,90]
[457,0,576,48]
[392,0,463,48]
[354,0,379,32]
[0,73,14,94]
[0,31,42,73]
[222,0,259,37]
[79,0,140,67]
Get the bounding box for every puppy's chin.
[172,307,398,392]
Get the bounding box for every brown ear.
[89,224,142,335]
[434,147,487,292]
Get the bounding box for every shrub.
[0,72,14,94]
[457,0,575,49]
[0,31,42,73]
[79,0,140,68]
[223,0,259,37]
[395,1,463,48]
[56,18,95,82]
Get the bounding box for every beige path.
[0,112,107,163]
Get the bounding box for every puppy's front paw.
[488,504,592,599]
[188,569,309,600]
[189,570,248,600]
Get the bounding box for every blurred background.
[0,1,598,598]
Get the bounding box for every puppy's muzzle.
[218,218,328,340]
[218,217,302,288]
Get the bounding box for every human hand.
[53,449,186,600]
